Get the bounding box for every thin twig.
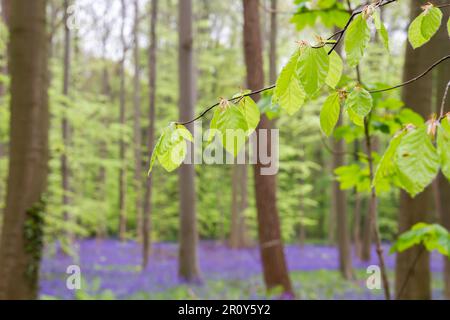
[370,55,450,94]
[177,85,276,126]
[327,0,398,55]
[363,115,392,300]
[439,81,450,119]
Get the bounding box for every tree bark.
[0,0,48,299]
[142,0,158,270]
[395,1,433,300]
[268,0,277,85]
[0,0,9,214]
[133,0,143,242]
[332,117,353,279]
[243,0,293,296]
[118,0,127,241]
[230,163,248,248]
[431,1,450,299]
[61,0,72,242]
[178,0,200,282]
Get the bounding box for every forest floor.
[39,240,445,300]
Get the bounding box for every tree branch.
[177,55,450,126]
[327,0,398,55]
[369,55,450,94]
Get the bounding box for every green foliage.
[395,126,440,197]
[437,116,450,181]
[290,0,350,31]
[373,10,390,52]
[391,223,450,258]
[335,164,370,193]
[325,51,343,89]
[408,5,443,49]
[149,123,193,173]
[448,17,450,37]
[273,50,305,115]
[208,95,260,157]
[297,45,329,96]
[345,86,373,126]
[344,14,370,67]
[320,92,341,136]
[373,131,406,192]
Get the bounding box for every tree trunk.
[395,1,433,300]
[268,0,277,85]
[353,192,362,259]
[431,1,450,299]
[0,0,48,299]
[332,117,353,279]
[0,0,9,215]
[61,0,72,242]
[142,0,158,270]
[0,0,9,96]
[230,163,248,248]
[178,0,200,282]
[133,0,143,242]
[243,0,293,296]
[118,0,127,241]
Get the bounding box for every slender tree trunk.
[118,0,127,241]
[178,0,200,282]
[0,0,48,299]
[230,165,241,248]
[431,1,450,299]
[268,0,277,85]
[395,1,433,300]
[0,0,9,97]
[353,192,362,258]
[230,163,248,248]
[133,0,143,242]
[0,0,9,216]
[243,0,293,296]
[61,0,72,242]
[143,0,158,269]
[333,117,353,279]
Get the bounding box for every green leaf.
[320,92,341,136]
[438,117,450,181]
[347,108,364,127]
[297,45,330,96]
[373,10,390,52]
[345,86,373,125]
[396,127,440,197]
[148,135,163,175]
[325,50,343,88]
[447,17,450,37]
[408,6,443,49]
[344,14,370,67]
[238,96,260,134]
[335,164,370,192]
[151,123,192,173]
[176,124,194,142]
[408,13,427,49]
[273,50,306,115]
[421,7,443,40]
[373,131,406,191]
[391,223,450,258]
[211,103,249,157]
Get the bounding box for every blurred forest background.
[0,0,449,300]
